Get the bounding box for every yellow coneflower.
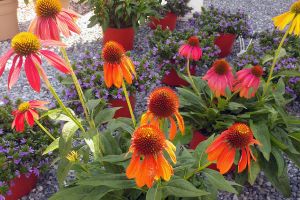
[273,0,300,35]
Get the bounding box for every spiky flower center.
[35,0,62,17]
[187,36,200,47]
[251,66,263,77]
[291,1,300,13]
[148,87,179,118]
[213,59,231,75]
[102,41,125,64]
[226,123,253,148]
[132,125,165,155]
[66,151,79,162]
[11,32,41,56]
[18,102,30,112]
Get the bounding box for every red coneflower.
[29,0,81,40]
[12,100,48,132]
[206,123,261,174]
[102,41,136,88]
[234,65,263,99]
[126,125,176,188]
[141,87,184,140]
[203,59,235,97]
[0,32,70,92]
[178,36,203,61]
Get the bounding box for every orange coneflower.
[0,32,70,92]
[273,0,300,36]
[126,125,176,188]
[141,87,184,140]
[102,41,136,88]
[203,59,235,97]
[234,65,263,99]
[179,36,203,61]
[206,123,261,174]
[12,100,48,132]
[29,0,81,40]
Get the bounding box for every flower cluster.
[189,6,253,38]
[0,97,58,197]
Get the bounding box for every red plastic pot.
[149,12,177,31]
[5,173,38,200]
[214,33,236,58]
[109,96,136,119]
[103,27,135,51]
[162,67,196,87]
[189,130,235,172]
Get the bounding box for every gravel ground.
[0,0,299,199]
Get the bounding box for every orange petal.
[165,140,177,163]
[206,133,227,153]
[113,65,123,88]
[122,56,136,77]
[207,142,227,161]
[120,63,132,84]
[169,117,177,140]
[238,148,247,173]
[136,156,155,188]
[174,112,185,134]
[104,63,113,88]
[156,153,173,181]
[217,146,236,174]
[246,147,251,172]
[141,111,151,125]
[126,152,140,179]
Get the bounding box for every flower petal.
[113,65,123,88]
[25,111,35,127]
[24,55,41,92]
[8,55,22,90]
[238,148,248,173]
[0,49,14,76]
[217,146,236,174]
[39,50,70,74]
[168,117,177,140]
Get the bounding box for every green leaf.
[194,135,215,168]
[262,54,273,65]
[228,102,246,111]
[62,121,79,139]
[271,148,285,177]
[98,154,130,164]
[248,159,260,185]
[49,185,113,200]
[43,138,60,155]
[47,109,73,122]
[273,70,300,78]
[94,107,120,127]
[203,169,238,194]
[289,132,300,143]
[57,159,73,188]
[86,99,101,112]
[162,177,209,197]
[250,120,271,160]
[146,183,162,200]
[78,173,136,189]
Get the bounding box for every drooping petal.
[25,111,35,127]
[168,117,177,140]
[28,17,38,33]
[8,55,21,90]
[165,140,176,163]
[126,153,140,179]
[15,113,25,132]
[39,50,70,74]
[217,146,236,174]
[174,112,185,134]
[29,100,49,109]
[120,63,132,84]
[48,18,60,41]
[24,55,41,92]
[207,142,227,161]
[0,49,14,76]
[56,14,71,37]
[28,109,39,120]
[112,65,123,88]
[156,153,173,181]
[103,63,113,88]
[238,148,248,173]
[41,40,67,47]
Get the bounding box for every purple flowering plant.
[189,6,253,38]
[0,97,59,197]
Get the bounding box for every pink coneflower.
[234,65,263,99]
[203,59,235,97]
[28,0,81,41]
[178,36,202,61]
[12,100,48,132]
[0,32,70,92]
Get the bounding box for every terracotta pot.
[162,67,196,87]
[34,0,69,8]
[214,33,236,58]
[4,173,38,200]
[0,0,19,41]
[189,130,235,172]
[149,12,177,31]
[109,96,136,119]
[103,27,135,51]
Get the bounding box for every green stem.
[186,58,200,96]
[35,119,56,141]
[60,47,95,128]
[262,26,291,98]
[43,76,85,133]
[122,81,136,127]
[184,162,212,180]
